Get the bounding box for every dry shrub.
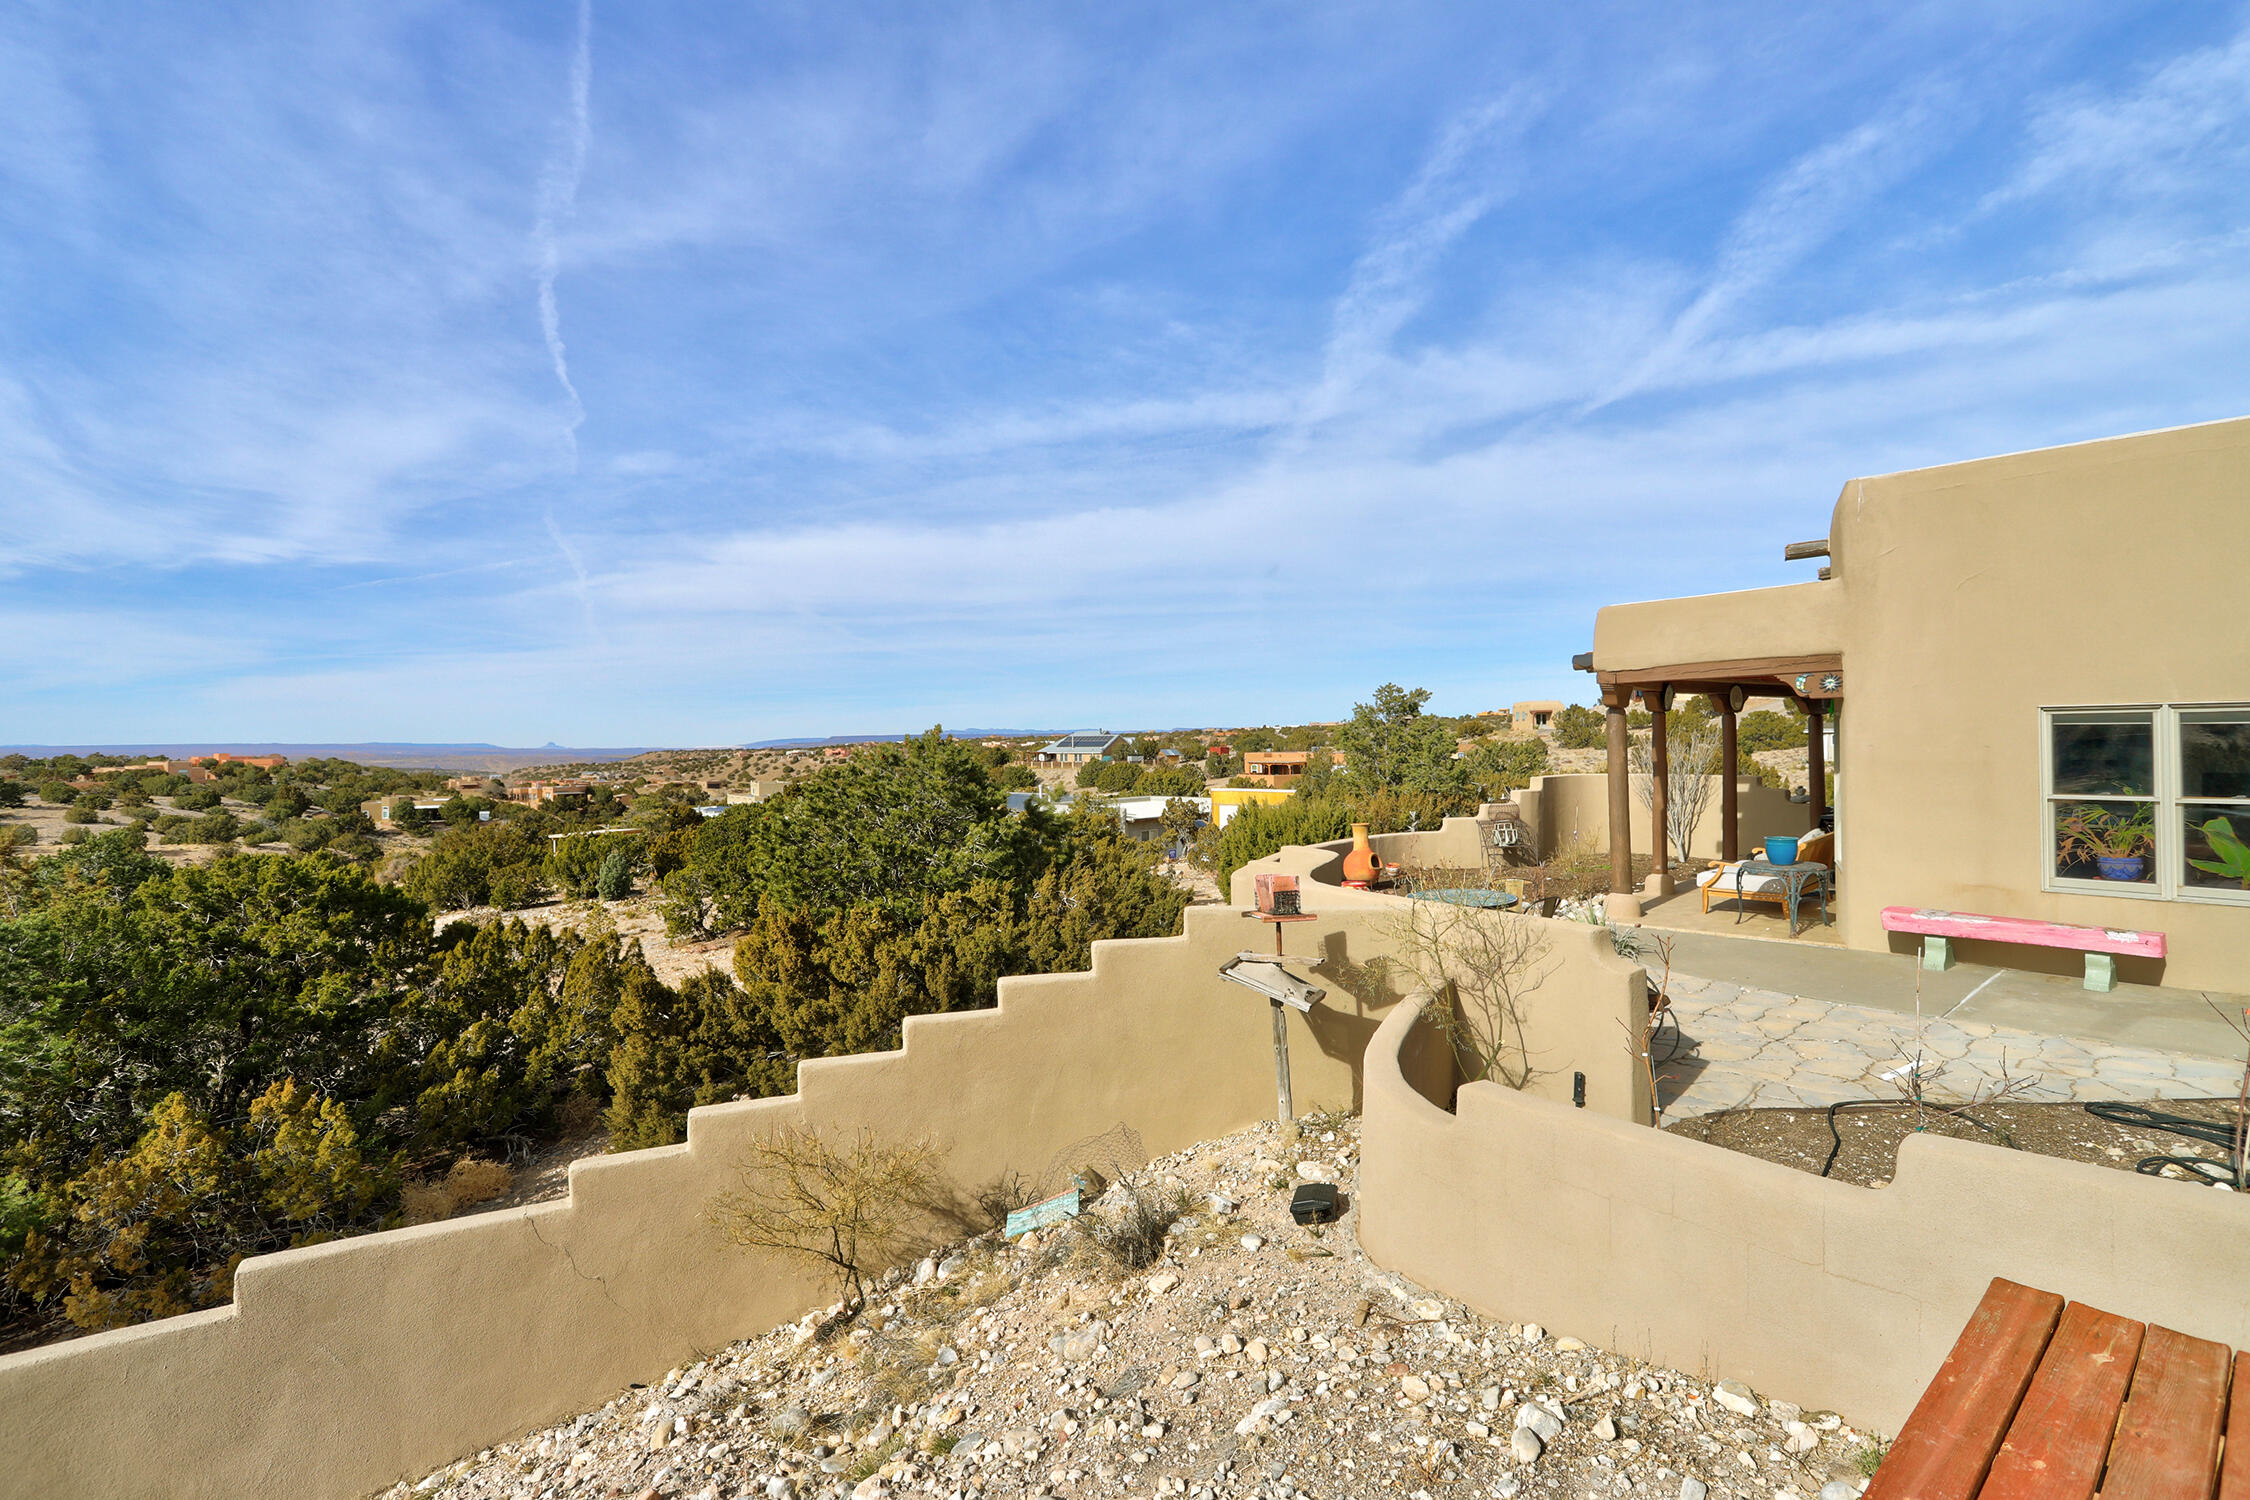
[1068,1174,1192,1274]
[556,1090,603,1136]
[714,1127,945,1316]
[1383,895,1557,1090]
[399,1157,515,1225]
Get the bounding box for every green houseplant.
[2054,802,2156,880]
[2187,816,2250,888]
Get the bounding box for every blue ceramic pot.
[2095,855,2147,881]
[1763,835,1800,865]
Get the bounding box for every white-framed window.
[2041,704,2250,905]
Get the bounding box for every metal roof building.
[1035,730,1125,765]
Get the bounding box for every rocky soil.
[385,1118,1883,1500]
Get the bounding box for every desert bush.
[57,826,90,845]
[0,780,26,809]
[1384,896,1557,1089]
[172,784,223,812]
[594,848,634,901]
[1465,737,1549,797]
[405,820,550,910]
[63,799,100,824]
[399,1158,514,1226]
[1069,1175,1192,1273]
[1736,709,1800,754]
[1551,704,1605,749]
[713,1128,946,1317]
[36,782,77,805]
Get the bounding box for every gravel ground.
[387,1118,1882,1500]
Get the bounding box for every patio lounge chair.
[1694,830,1834,915]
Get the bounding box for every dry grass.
[400,1157,516,1225]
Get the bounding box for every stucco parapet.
[1592,580,1842,674]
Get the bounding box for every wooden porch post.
[1719,694,1739,862]
[1807,704,1828,830]
[1606,693,1632,894]
[1650,688,1670,880]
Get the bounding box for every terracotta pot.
[1342,823,1380,884]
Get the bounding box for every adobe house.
[1581,415,2250,993]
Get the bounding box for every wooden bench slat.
[2219,1351,2250,1500]
[1864,1279,2063,1500]
[1977,1301,2145,1500]
[2102,1324,2233,1500]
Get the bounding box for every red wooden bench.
[1879,907,2167,993]
[1866,1278,2242,1500]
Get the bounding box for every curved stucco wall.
[1358,994,2250,1432]
[1234,833,1652,1123]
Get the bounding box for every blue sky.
[5,3,2250,745]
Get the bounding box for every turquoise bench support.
[2084,952,2117,993]
[1921,936,1954,972]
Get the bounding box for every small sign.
[1004,1188,1081,1239]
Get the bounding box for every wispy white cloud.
[8,4,2250,743]
[535,0,595,467]
[1993,22,2250,206]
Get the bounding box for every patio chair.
[1693,830,1834,915]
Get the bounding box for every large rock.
[1510,1428,1545,1464]
[1515,1403,1563,1443]
[1712,1380,1759,1417]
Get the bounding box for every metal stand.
[1225,912,1323,1125]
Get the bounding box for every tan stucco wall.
[1232,830,1652,1124]
[1593,581,1841,672]
[1588,414,2250,992]
[0,884,1641,1500]
[1511,773,1809,863]
[1358,994,2250,1435]
[1827,417,2250,990]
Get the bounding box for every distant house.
[194,753,288,770]
[724,779,789,805]
[823,745,853,760]
[1511,701,1564,732]
[1207,785,1294,828]
[1035,731,1125,766]
[361,795,450,824]
[508,779,593,808]
[1106,794,1210,850]
[91,758,213,782]
[1242,750,1311,786]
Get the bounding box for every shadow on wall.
[0,901,1427,1500]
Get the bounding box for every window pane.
[2182,804,2250,892]
[2050,713,2155,796]
[2181,712,2250,800]
[2052,798,2157,884]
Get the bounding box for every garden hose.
[1819,1098,2003,1179]
[2082,1099,2245,1187]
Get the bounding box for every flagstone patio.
[1654,974,2245,1119]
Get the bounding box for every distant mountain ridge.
[0,743,660,772]
[740,729,1063,748]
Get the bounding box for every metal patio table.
[1734,859,1833,936]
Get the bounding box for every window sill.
[2043,878,2250,908]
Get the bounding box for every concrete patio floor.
[1644,930,2249,1121]
[1638,886,1844,945]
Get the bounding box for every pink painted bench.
[1880,906,2166,993]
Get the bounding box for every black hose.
[1819,1098,2003,1179]
[2082,1099,2244,1187]
[2082,1099,2240,1151]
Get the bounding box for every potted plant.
[2188,816,2250,888]
[2055,802,2156,880]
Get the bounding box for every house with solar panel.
[1035,730,1125,766]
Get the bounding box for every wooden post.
[1719,698,1740,862]
[1650,689,1670,880]
[1606,694,1632,893]
[1807,705,1828,831]
[1270,999,1293,1124]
